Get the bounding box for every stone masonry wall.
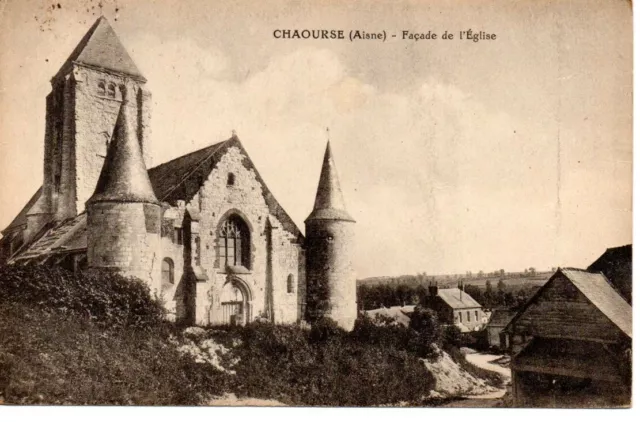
[156,146,304,326]
[305,219,356,330]
[69,65,149,216]
[87,201,161,291]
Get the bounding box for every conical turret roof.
[87,89,158,205]
[306,142,355,223]
[54,16,145,81]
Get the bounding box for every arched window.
[107,83,116,98]
[227,173,235,186]
[218,215,250,269]
[162,258,174,284]
[97,81,106,96]
[287,274,295,294]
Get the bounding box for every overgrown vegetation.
[0,264,446,406]
[0,264,227,405]
[216,319,437,406]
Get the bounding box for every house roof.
[437,288,482,309]
[88,94,159,205]
[561,268,632,338]
[365,305,415,327]
[54,16,145,81]
[486,308,516,328]
[306,141,354,223]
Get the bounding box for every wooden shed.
[505,268,632,407]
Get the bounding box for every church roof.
[147,136,302,238]
[4,135,304,259]
[54,16,145,81]
[1,187,42,234]
[306,141,355,222]
[87,91,159,205]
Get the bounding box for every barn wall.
[510,274,622,342]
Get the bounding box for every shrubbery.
[0,264,165,330]
[218,319,437,406]
[0,264,229,404]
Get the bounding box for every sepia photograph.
[0,0,633,411]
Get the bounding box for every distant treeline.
[357,278,543,311]
[359,268,553,287]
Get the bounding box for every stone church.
[0,17,357,330]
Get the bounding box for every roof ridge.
[148,139,229,172]
[151,139,230,202]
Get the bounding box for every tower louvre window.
[107,83,116,98]
[227,173,235,186]
[97,81,106,96]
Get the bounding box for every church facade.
[0,17,357,330]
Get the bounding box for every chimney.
[428,281,438,297]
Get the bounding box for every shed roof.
[437,288,482,309]
[561,268,632,338]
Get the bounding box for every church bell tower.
[38,16,152,223]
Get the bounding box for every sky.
[0,0,633,278]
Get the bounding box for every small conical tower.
[86,86,162,291]
[305,141,356,330]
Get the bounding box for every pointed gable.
[507,268,632,342]
[54,17,144,81]
[147,137,302,239]
[87,89,158,205]
[306,142,355,222]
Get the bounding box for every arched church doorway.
[221,278,251,325]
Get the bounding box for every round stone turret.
[305,141,356,330]
[86,87,161,290]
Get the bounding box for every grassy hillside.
[0,264,451,406]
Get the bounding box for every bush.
[0,264,165,330]
[0,301,229,405]
[214,320,436,406]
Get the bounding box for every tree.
[528,267,536,276]
[497,279,506,292]
[499,269,505,277]
[478,270,485,278]
[409,306,441,357]
[484,280,494,308]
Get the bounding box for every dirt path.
[442,350,511,407]
[465,352,511,379]
[207,393,286,406]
